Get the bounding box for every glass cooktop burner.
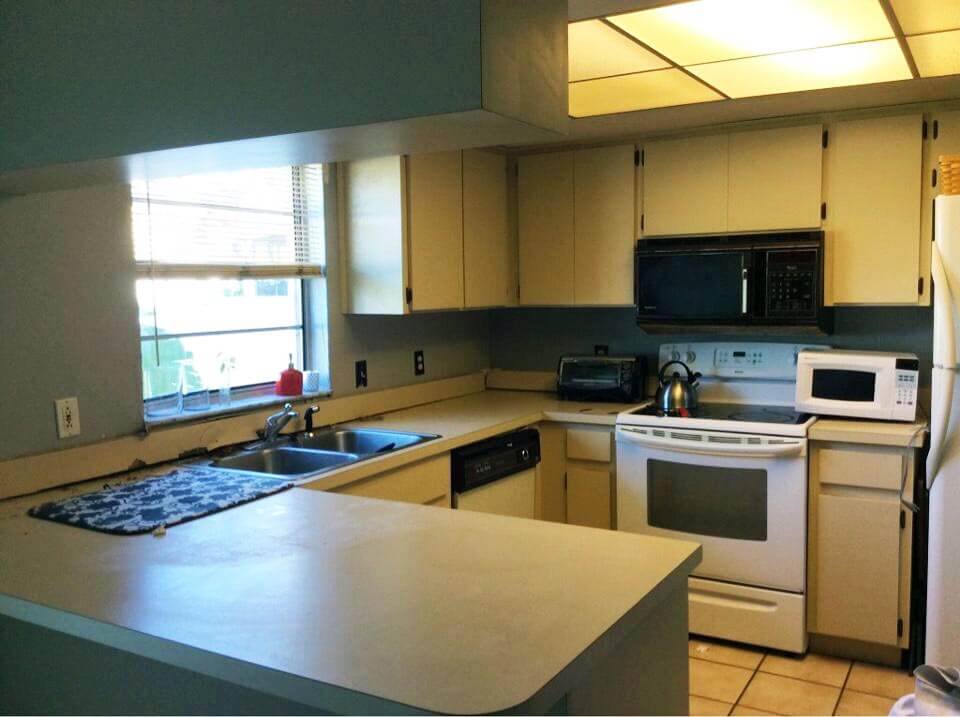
[633,403,810,425]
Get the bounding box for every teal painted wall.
[1,1,482,172]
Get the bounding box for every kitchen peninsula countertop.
[0,485,700,714]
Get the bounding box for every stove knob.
[520,448,530,461]
[685,351,696,364]
[671,350,681,361]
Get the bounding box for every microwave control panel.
[894,358,920,418]
[765,249,819,317]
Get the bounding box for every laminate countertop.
[0,485,700,714]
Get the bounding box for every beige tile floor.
[688,636,916,716]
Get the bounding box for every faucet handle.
[304,404,320,432]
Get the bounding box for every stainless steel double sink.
[210,428,438,479]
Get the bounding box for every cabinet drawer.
[818,446,903,491]
[566,427,612,462]
[333,454,450,505]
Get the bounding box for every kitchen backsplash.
[489,306,934,387]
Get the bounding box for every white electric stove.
[616,341,824,653]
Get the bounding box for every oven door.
[616,425,806,592]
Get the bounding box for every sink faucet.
[263,403,298,443]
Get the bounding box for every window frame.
[135,165,328,423]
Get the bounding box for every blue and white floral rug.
[28,466,293,535]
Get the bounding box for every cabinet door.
[518,151,575,305]
[643,134,728,236]
[825,115,923,305]
[574,145,636,305]
[338,157,407,315]
[921,110,960,307]
[566,465,612,529]
[815,493,901,645]
[331,454,451,506]
[407,151,464,311]
[728,125,823,232]
[463,149,511,308]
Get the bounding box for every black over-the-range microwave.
[634,231,832,333]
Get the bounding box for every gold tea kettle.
[655,360,702,413]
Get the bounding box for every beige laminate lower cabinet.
[309,453,451,508]
[808,442,916,648]
[564,425,616,530]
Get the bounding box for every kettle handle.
[658,360,699,385]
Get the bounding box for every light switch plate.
[55,397,80,438]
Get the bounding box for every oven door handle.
[617,427,804,458]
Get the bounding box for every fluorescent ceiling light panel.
[688,39,911,98]
[568,19,669,81]
[889,0,960,35]
[907,30,960,78]
[608,0,894,65]
[569,68,723,117]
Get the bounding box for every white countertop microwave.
[794,349,919,421]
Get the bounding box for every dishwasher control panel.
[451,428,541,493]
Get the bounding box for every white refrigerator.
[927,192,960,666]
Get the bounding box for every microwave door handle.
[617,427,803,458]
[742,267,748,314]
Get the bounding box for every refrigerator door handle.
[928,242,956,490]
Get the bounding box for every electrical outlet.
[55,397,81,438]
[594,345,609,356]
[414,349,425,376]
[355,359,368,388]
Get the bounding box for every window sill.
[144,390,331,429]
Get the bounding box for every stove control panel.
[659,342,829,380]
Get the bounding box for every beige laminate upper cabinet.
[462,149,511,308]
[921,110,960,307]
[407,151,464,311]
[825,114,923,305]
[518,151,575,305]
[643,134,728,236]
[574,145,637,305]
[728,125,823,232]
[338,156,407,315]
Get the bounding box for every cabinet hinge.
[822,129,829,148]
[923,120,928,140]
[641,149,645,167]
[405,286,413,304]
[900,510,907,529]
[897,618,904,638]
[820,202,827,220]
[919,277,925,296]
[563,472,567,490]
[640,213,645,232]
[634,149,640,166]
[934,120,939,139]
[934,168,939,188]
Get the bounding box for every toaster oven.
[557,355,647,403]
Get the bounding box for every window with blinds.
[133,165,326,418]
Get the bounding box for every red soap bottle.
[276,354,303,396]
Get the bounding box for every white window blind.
[132,165,325,278]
